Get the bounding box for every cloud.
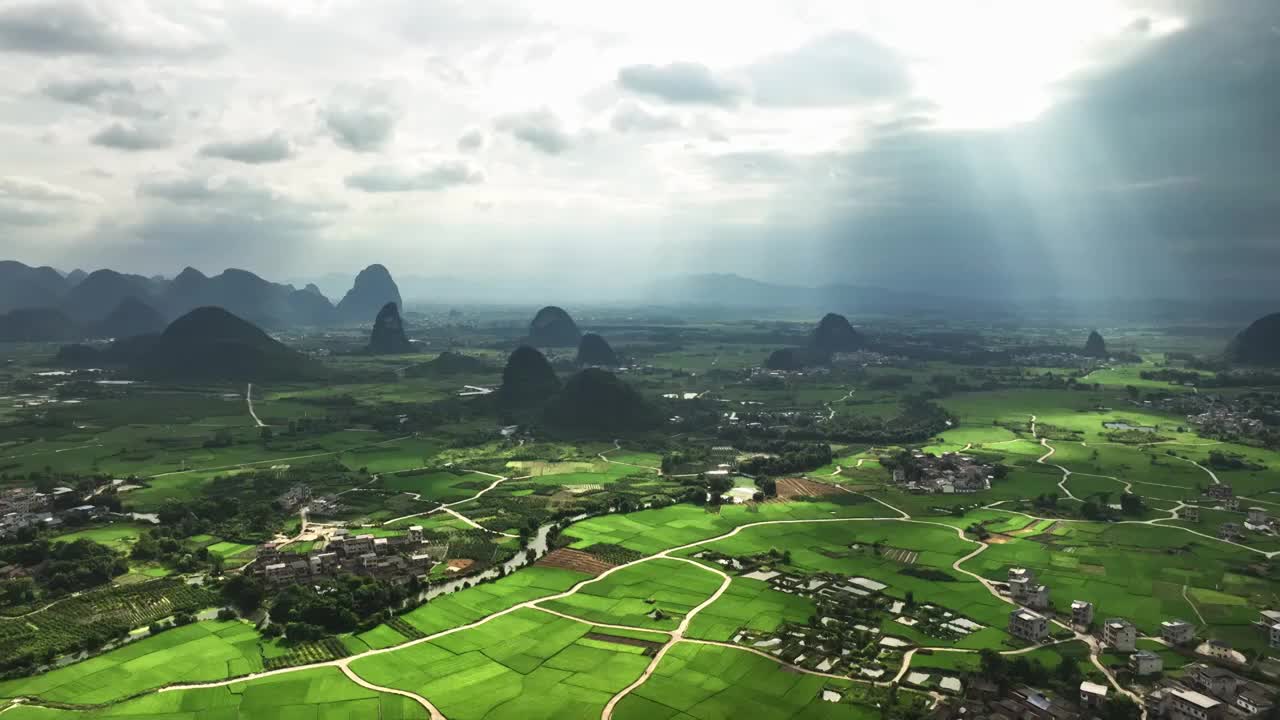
[761,1,1280,298]
[494,109,572,154]
[199,132,294,164]
[103,172,337,273]
[0,0,218,57]
[457,128,485,152]
[617,62,742,106]
[0,175,100,228]
[344,161,484,193]
[323,100,398,152]
[0,176,101,205]
[40,75,166,118]
[744,32,908,107]
[90,121,172,150]
[610,101,683,133]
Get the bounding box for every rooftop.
[1080,681,1109,696]
[1170,688,1220,710]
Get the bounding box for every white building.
[1008,609,1049,643]
[1162,619,1196,646]
[1080,681,1109,707]
[1008,567,1034,584]
[1130,650,1163,676]
[1168,688,1223,720]
[1103,618,1137,652]
[1071,600,1095,628]
[408,525,423,543]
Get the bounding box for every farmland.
[2,317,1280,718]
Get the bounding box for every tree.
[1101,696,1141,720]
[1119,493,1144,516]
[1056,655,1082,685]
[221,574,265,614]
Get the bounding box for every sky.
[0,0,1276,301]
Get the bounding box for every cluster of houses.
[1186,405,1266,440]
[1147,663,1276,719]
[708,556,980,687]
[891,451,994,494]
[1176,484,1278,541]
[1012,351,1108,368]
[254,526,438,586]
[0,485,112,539]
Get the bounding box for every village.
[991,565,1280,720]
[253,525,439,587]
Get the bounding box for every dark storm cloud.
[344,161,484,192]
[323,104,397,152]
[617,62,742,106]
[494,110,572,154]
[0,0,217,57]
[739,0,1280,299]
[89,122,172,150]
[744,32,909,107]
[199,132,294,164]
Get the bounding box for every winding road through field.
[380,469,526,532]
[245,383,266,428]
[36,432,1278,720]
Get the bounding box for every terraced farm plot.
[880,547,919,564]
[542,558,724,631]
[380,469,490,502]
[349,609,653,720]
[0,580,217,668]
[536,548,617,575]
[49,524,148,553]
[563,498,888,556]
[397,566,589,637]
[612,641,899,720]
[774,477,843,500]
[684,577,814,642]
[0,667,428,720]
[0,620,264,705]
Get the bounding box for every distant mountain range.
[292,271,1276,323]
[0,260,403,342]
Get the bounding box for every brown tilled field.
[775,477,843,501]
[535,548,616,575]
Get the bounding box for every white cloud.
[345,161,484,193]
[617,62,742,106]
[90,121,172,150]
[494,109,573,154]
[610,101,683,133]
[199,132,294,164]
